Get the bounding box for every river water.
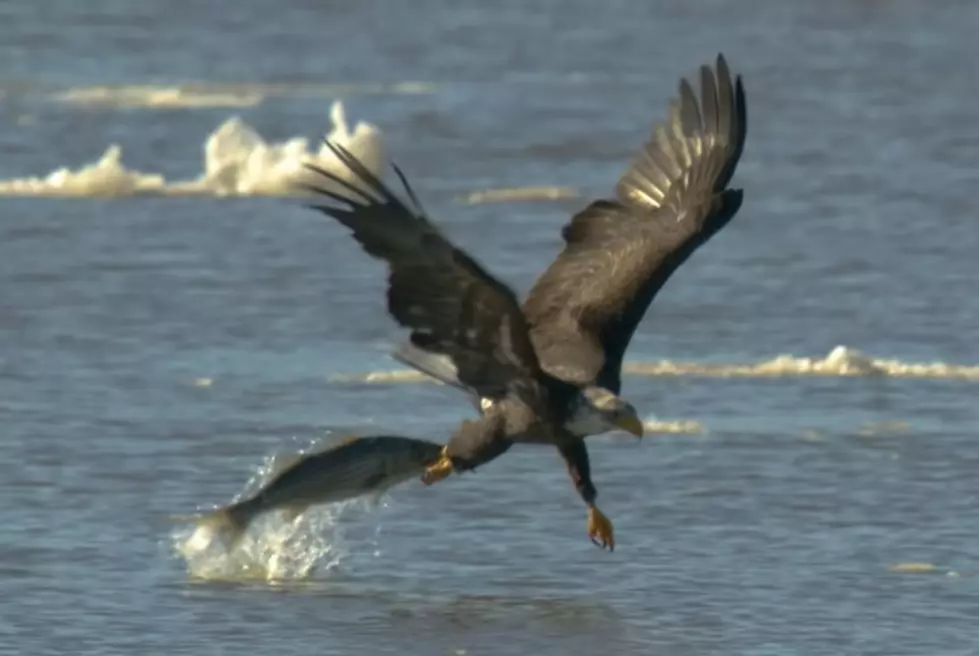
[2,1,978,654]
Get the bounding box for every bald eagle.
[299,54,747,550]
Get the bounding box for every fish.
[176,435,444,548]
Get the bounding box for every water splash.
[171,503,352,582]
[336,346,979,384]
[0,100,385,198]
[170,446,379,583]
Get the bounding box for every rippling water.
[3,1,979,654]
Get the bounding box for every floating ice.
[0,100,386,199]
[0,144,166,197]
[461,186,580,204]
[642,418,705,435]
[50,85,263,109]
[196,100,385,196]
[337,345,979,383]
[0,94,584,205]
[47,81,437,110]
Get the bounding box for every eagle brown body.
[298,54,748,551]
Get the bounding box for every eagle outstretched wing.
[522,53,748,393]
[299,142,545,402]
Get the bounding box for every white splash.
[171,502,354,582]
[170,446,378,583]
[336,346,979,384]
[0,100,386,198]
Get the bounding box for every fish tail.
[172,504,252,550]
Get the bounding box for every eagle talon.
[421,447,454,486]
[587,505,615,551]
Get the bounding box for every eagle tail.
[393,342,483,411]
[393,341,462,387]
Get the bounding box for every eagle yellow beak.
[615,414,644,438]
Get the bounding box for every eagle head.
[566,386,644,439]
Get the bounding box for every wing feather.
[523,53,748,392]
[298,142,544,400]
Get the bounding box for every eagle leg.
[558,439,615,551]
[423,419,513,486]
[587,505,615,551]
[420,446,453,485]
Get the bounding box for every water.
[2,0,978,653]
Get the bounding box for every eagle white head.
[566,386,644,439]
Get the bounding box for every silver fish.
[179,435,443,547]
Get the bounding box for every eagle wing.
[522,53,748,393]
[300,142,545,402]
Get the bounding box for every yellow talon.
[587,505,615,551]
[421,447,453,486]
